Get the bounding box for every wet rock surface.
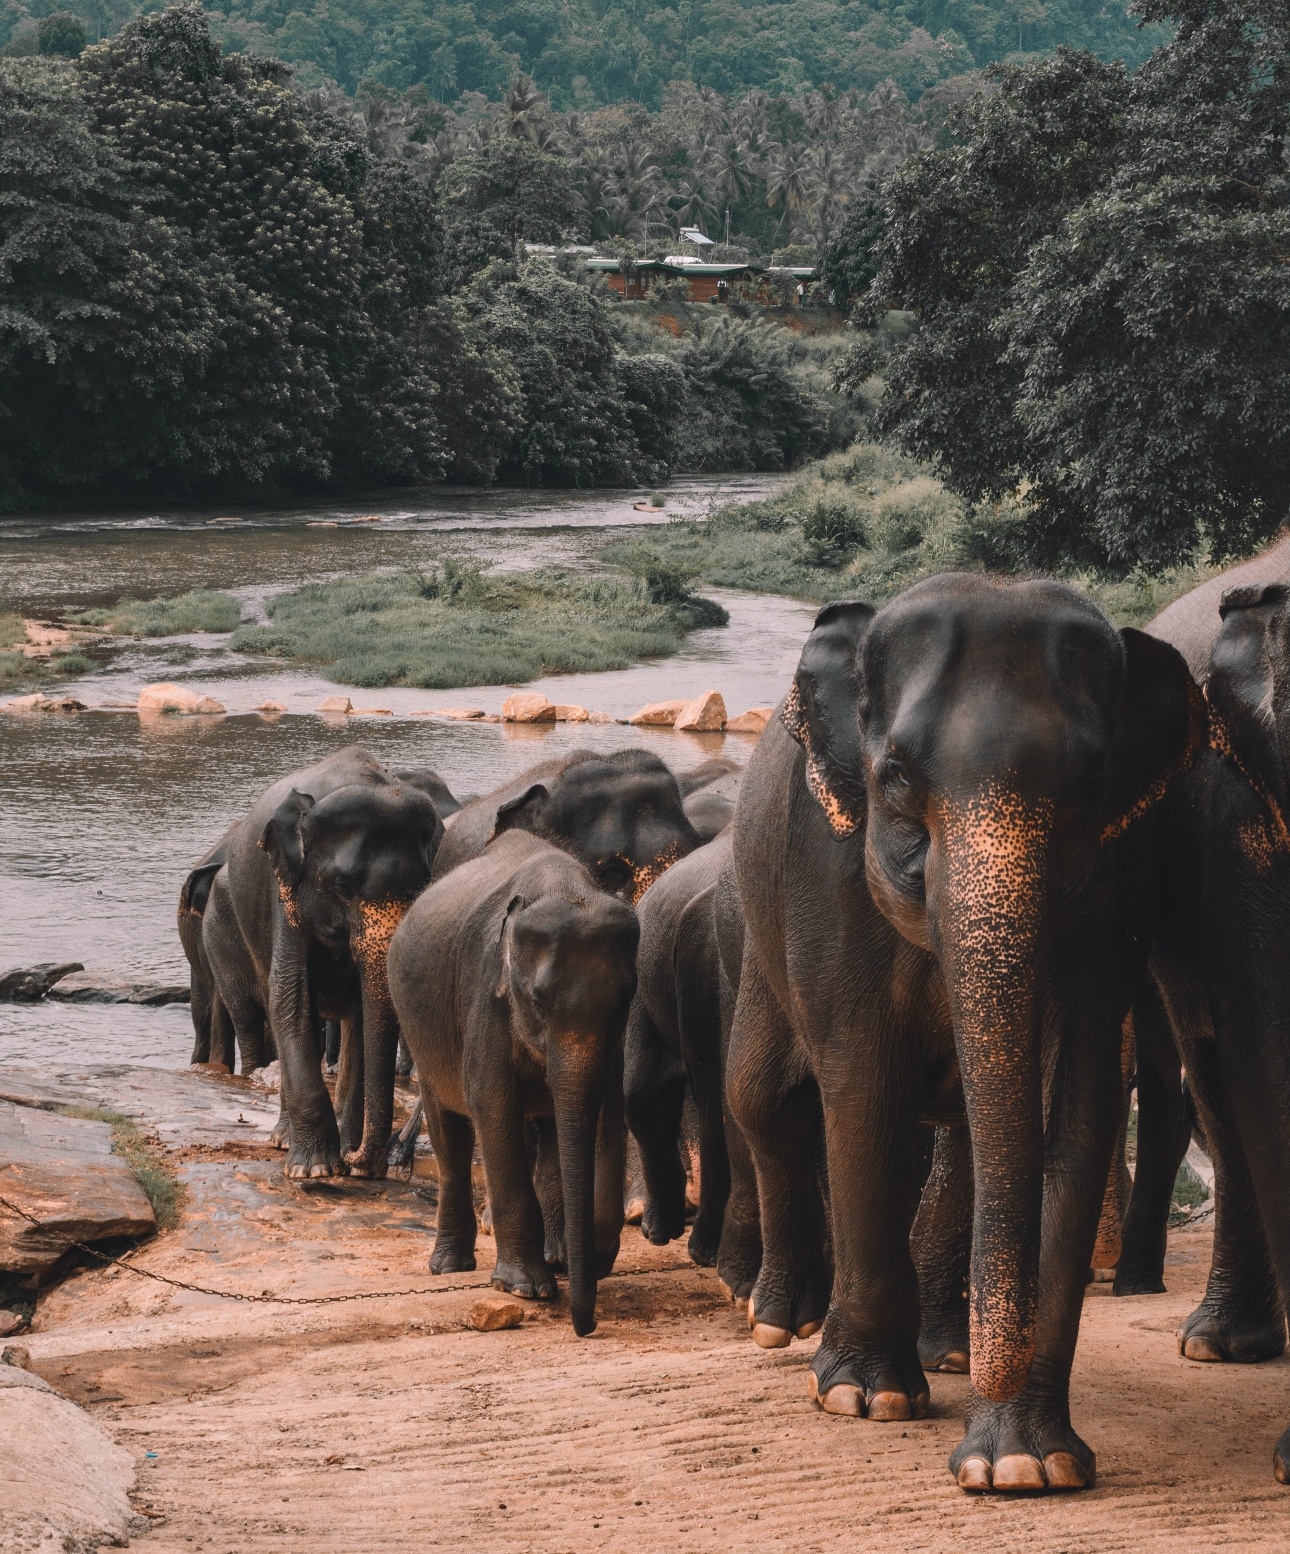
[0,1101,155,1273]
[45,972,190,1006]
[0,962,84,1002]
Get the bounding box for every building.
[586,256,817,304]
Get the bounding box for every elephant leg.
[208,991,237,1072]
[387,1097,423,1172]
[323,1020,341,1073]
[725,944,829,1348]
[718,1109,762,1302]
[594,1047,625,1280]
[395,1035,414,1077]
[676,899,730,1268]
[912,1124,972,1374]
[424,1092,477,1274]
[270,942,341,1180]
[335,1014,364,1159]
[204,872,268,1074]
[1177,1036,1285,1364]
[188,968,214,1065]
[473,1084,557,1301]
[623,1002,688,1247]
[950,985,1122,1493]
[1116,986,1190,1295]
[533,1115,566,1270]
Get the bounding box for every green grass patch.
[603,441,1224,626]
[0,613,25,649]
[74,589,242,636]
[231,560,728,688]
[1170,1160,1210,1227]
[0,647,97,690]
[59,1106,183,1232]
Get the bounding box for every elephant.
[1149,581,1290,1478]
[387,831,639,1336]
[726,575,1203,1492]
[624,833,734,1266]
[682,768,740,843]
[221,746,443,1179]
[1148,532,1290,679]
[178,831,233,1067]
[432,749,703,903]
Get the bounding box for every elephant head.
[499,889,640,1335]
[783,575,1204,1403]
[260,779,444,1169]
[492,749,703,903]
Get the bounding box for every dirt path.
[17,1148,1289,1554]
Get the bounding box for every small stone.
[553,704,589,722]
[0,1311,25,1337]
[429,707,486,721]
[468,1297,525,1332]
[4,693,83,714]
[191,695,225,715]
[318,695,352,715]
[587,711,613,724]
[628,698,687,728]
[726,706,773,735]
[674,690,727,732]
[255,700,287,713]
[1,1342,30,1369]
[501,693,557,723]
[351,707,392,716]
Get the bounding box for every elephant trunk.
[932,787,1051,1404]
[553,1049,604,1337]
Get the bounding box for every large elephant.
[1150,581,1290,1479]
[178,831,234,1067]
[388,831,639,1336]
[432,749,703,902]
[624,833,734,1266]
[727,576,1203,1492]
[222,747,443,1179]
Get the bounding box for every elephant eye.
[883,758,912,791]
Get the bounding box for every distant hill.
[11,0,1167,104]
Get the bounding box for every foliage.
[73,589,242,635]
[866,0,1290,572]
[61,1105,182,1231]
[231,562,728,686]
[0,613,23,647]
[37,12,85,55]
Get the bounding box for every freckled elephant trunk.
[552,1051,605,1337]
[348,901,409,1177]
[932,790,1051,1404]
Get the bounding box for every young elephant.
[222,747,443,1179]
[432,749,702,902]
[728,577,1203,1492]
[388,831,639,1336]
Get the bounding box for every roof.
[585,257,750,277]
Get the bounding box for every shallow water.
[0,477,815,1071]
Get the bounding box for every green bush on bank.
[74,590,243,636]
[231,563,729,688]
[603,442,1222,626]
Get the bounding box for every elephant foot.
[625,1198,645,1225]
[491,1254,558,1302]
[746,1262,829,1349]
[950,1404,1094,1493]
[1112,1269,1166,1296]
[810,1324,929,1419]
[1274,1424,1290,1484]
[1178,1298,1286,1363]
[544,1235,567,1273]
[641,1194,687,1248]
[429,1240,476,1274]
[687,1212,722,1268]
[716,1218,763,1305]
[284,1125,343,1180]
[919,1334,970,1374]
[270,1118,290,1150]
[343,1146,390,1180]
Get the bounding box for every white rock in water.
[318,695,352,714]
[553,704,589,722]
[501,693,556,723]
[137,682,225,716]
[628,698,687,727]
[726,706,773,734]
[674,690,727,732]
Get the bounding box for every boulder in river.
[3,693,85,714]
[726,706,773,734]
[137,682,225,716]
[427,707,485,720]
[553,704,589,722]
[674,690,727,732]
[318,695,352,715]
[628,698,687,728]
[502,692,557,723]
[0,963,84,1002]
[45,972,189,1006]
[0,1101,155,1274]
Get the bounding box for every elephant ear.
[259,789,317,889]
[781,599,876,838]
[495,893,527,995]
[179,860,222,918]
[1206,583,1290,836]
[489,784,548,843]
[1100,629,1207,844]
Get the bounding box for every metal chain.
[0,1190,696,1307]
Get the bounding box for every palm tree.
[504,73,546,141]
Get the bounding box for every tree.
[37,12,86,57]
[872,3,1290,571]
[439,136,579,284]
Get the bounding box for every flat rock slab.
[0,1064,282,1151]
[0,1362,138,1552]
[0,1101,155,1274]
[0,963,84,1002]
[46,971,190,1006]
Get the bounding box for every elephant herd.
[179,561,1290,1497]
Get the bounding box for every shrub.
[75,589,242,635]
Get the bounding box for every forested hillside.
[3,0,1166,105]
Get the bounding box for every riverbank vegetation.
[602,443,1220,628]
[229,562,729,687]
[74,591,243,636]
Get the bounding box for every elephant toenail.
[992,1454,1047,1491]
[821,1383,864,1416]
[1042,1452,1089,1490]
[796,1319,823,1340]
[956,1458,992,1492]
[867,1391,912,1422]
[751,1322,792,1349]
[1274,1450,1289,1485]
[1182,1335,1224,1362]
[937,1350,969,1373]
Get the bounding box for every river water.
[0,476,816,1071]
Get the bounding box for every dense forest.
[2,0,1167,107]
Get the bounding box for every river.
[0,476,816,1070]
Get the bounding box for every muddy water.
[0,477,815,1071]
